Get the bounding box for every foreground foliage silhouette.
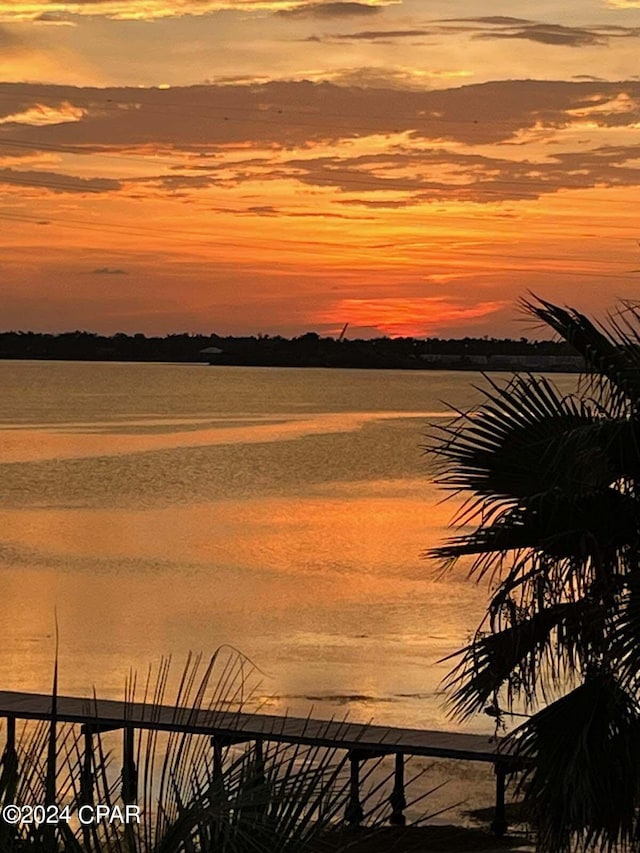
[429,297,640,852]
[0,649,435,852]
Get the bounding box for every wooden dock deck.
[0,689,518,836]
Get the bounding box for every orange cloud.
[1,77,639,337]
[0,102,85,126]
[320,297,510,337]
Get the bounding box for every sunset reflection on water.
[0,363,579,733]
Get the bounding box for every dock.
[0,689,519,836]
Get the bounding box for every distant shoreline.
[0,331,584,372]
[0,355,585,373]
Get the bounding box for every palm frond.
[612,573,640,692]
[524,295,640,408]
[442,599,603,719]
[428,374,631,518]
[430,487,640,570]
[429,297,640,851]
[506,675,640,853]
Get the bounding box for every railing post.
[211,736,225,784]
[344,751,364,826]
[0,717,17,801]
[80,726,94,807]
[5,717,15,759]
[121,727,138,805]
[490,761,508,838]
[79,726,95,850]
[0,716,18,850]
[209,735,231,847]
[389,752,406,825]
[254,738,265,786]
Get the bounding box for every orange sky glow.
[1,0,640,337]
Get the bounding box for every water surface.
[0,362,578,737]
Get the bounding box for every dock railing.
[0,689,520,838]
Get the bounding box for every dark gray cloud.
[459,16,532,25]
[127,140,640,205]
[279,209,375,219]
[1,80,640,204]
[179,141,633,206]
[315,18,640,47]
[306,26,440,43]
[145,173,222,190]
[338,197,415,208]
[275,144,640,203]
[474,23,607,48]
[2,79,639,153]
[0,167,121,193]
[207,204,372,219]
[317,28,429,40]
[91,267,128,274]
[457,18,640,48]
[276,2,382,19]
[245,205,278,215]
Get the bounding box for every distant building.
[199,346,223,361]
[420,354,488,366]
[419,353,585,371]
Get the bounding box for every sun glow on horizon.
[0,1,639,335]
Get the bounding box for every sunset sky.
[1,0,640,337]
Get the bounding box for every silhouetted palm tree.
[429,297,640,852]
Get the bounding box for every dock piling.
[0,716,17,800]
[345,751,364,826]
[121,726,138,805]
[490,761,508,838]
[254,738,266,786]
[389,752,406,826]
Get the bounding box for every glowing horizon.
[1,1,640,338]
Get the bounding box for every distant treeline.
[0,330,580,370]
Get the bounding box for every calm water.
[0,362,578,738]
